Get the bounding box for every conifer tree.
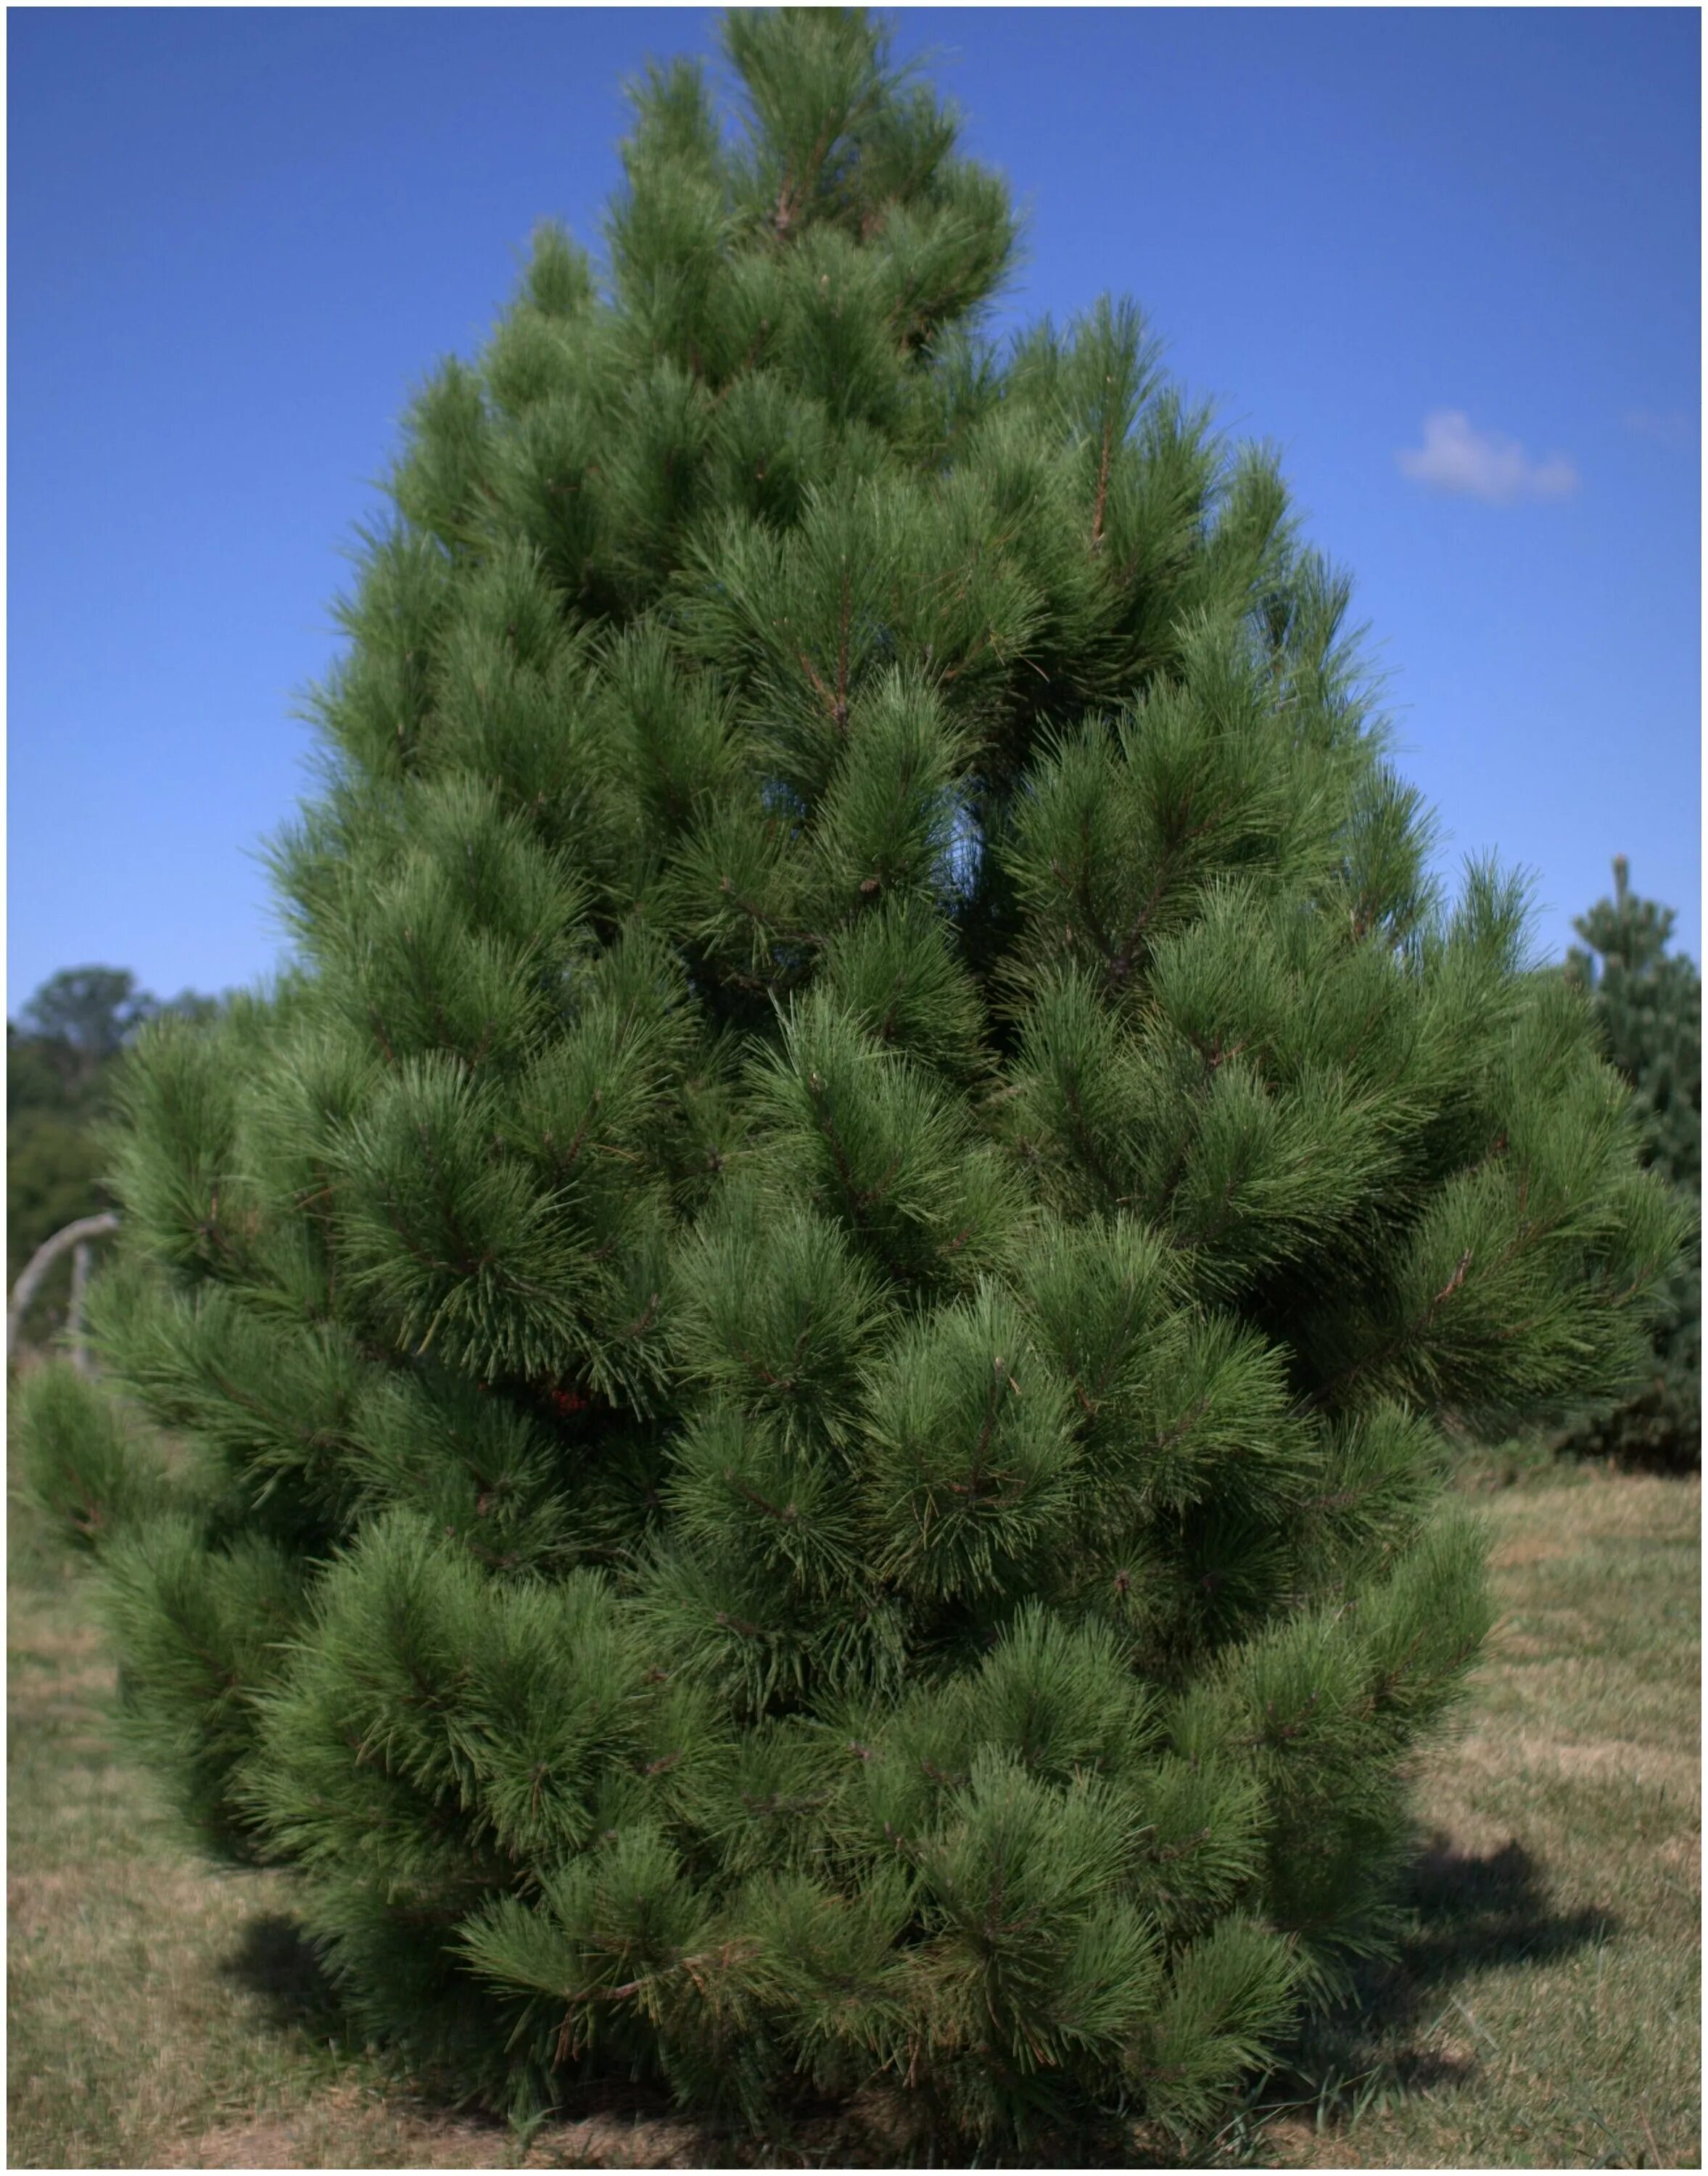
[1555,858,1699,1467]
[22,10,1685,2145]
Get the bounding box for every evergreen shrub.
[29,9,1685,2143]
[1553,858,1699,1469]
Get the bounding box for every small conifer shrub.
[35,9,1684,2144]
[1554,858,1699,1468]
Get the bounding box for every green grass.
[8,1459,1699,2168]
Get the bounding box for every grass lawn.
[1250,1458,1700,2171]
[8,1456,1699,2169]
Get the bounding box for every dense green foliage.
[1554,860,1699,1467]
[24,12,1683,2145]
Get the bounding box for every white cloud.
[1623,408,1696,451]
[1396,410,1579,504]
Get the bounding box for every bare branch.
[7,1213,120,1360]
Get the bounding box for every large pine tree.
[23,10,1683,2144]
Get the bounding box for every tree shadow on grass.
[1257,1831,1615,2136]
[1403,1830,1614,1983]
[219,1912,351,2043]
[218,1914,537,2154]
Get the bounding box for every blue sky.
[9,6,1700,1012]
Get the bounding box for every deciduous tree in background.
[9,970,218,1348]
[20,10,1684,2145]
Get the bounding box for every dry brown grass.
[1246,1465,1700,2170]
[9,1463,1699,2169]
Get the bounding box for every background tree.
[8,968,217,1350]
[17,966,159,1072]
[18,9,1683,2148]
[1554,858,1699,1467]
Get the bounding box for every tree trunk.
[7,1213,118,1361]
[67,1240,95,1375]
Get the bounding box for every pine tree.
[22,10,1685,2146]
[1555,858,1699,1468]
